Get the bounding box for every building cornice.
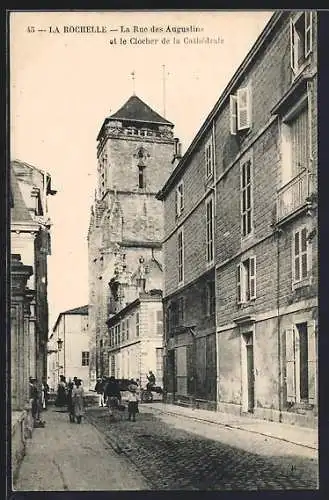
[11,220,40,233]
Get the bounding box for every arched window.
[138,166,144,188]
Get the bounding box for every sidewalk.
[143,402,318,451]
[13,407,149,491]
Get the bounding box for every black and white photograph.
[8,9,318,492]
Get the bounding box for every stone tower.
[88,95,180,381]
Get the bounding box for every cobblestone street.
[86,405,318,491]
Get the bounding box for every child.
[127,385,139,422]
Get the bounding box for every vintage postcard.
[9,9,318,493]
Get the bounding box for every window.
[206,197,214,263]
[178,229,184,283]
[121,320,126,342]
[285,321,316,404]
[118,323,121,344]
[205,138,213,178]
[178,297,184,325]
[176,181,184,217]
[282,103,309,181]
[126,318,130,340]
[136,312,140,337]
[230,86,252,135]
[290,12,313,77]
[82,351,89,366]
[205,280,216,316]
[115,325,119,345]
[138,166,144,188]
[237,256,256,303]
[241,157,253,237]
[110,354,116,377]
[293,227,308,283]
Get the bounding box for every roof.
[52,305,88,332]
[11,168,34,223]
[63,305,89,315]
[109,95,174,126]
[12,159,57,195]
[156,11,281,200]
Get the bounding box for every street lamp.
[57,338,63,351]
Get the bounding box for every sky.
[10,10,273,332]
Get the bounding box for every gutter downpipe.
[276,224,282,422]
[212,118,220,411]
[276,118,282,422]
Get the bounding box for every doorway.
[242,332,254,412]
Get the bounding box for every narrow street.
[14,402,318,491]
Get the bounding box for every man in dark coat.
[95,377,105,407]
[104,377,121,417]
[146,370,156,392]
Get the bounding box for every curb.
[85,413,124,454]
[145,406,318,452]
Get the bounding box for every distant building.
[107,289,164,386]
[87,95,181,387]
[157,11,318,426]
[50,305,90,389]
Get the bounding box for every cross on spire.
[131,71,136,95]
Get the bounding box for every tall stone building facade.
[88,95,180,385]
[158,11,318,426]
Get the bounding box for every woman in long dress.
[72,379,84,423]
[55,375,67,407]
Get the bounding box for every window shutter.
[249,256,256,300]
[285,328,296,403]
[237,87,251,130]
[293,230,301,282]
[230,95,237,135]
[290,18,297,74]
[237,263,242,303]
[305,11,313,57]
[307,320,317,405]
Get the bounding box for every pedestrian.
[29,378,39,423]
[95,377,105,407]
[67,378,75,422]
[127,385,139,422]
[72,378,84,424]
[104,376,121,419]
[146,370,156,392]
[55,375,67,407]
[41,377,49,410]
